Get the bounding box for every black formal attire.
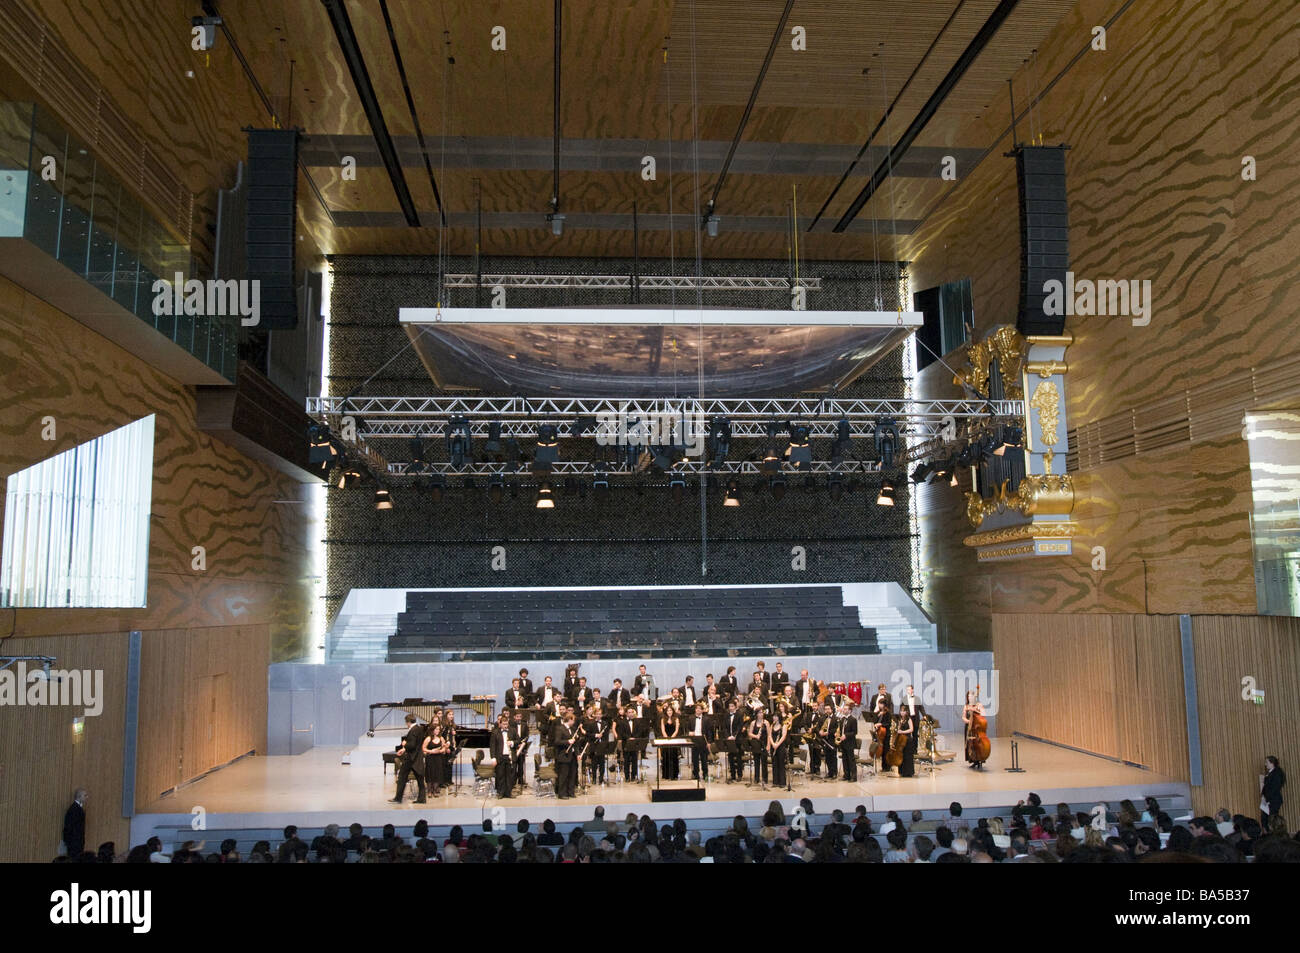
[840,713,859,781]
[770,723,788,787]
[723,710,746,780]
[659,716,681,780]
[393,723,427,802]
[616,717,640,780]
[897,715,916,778]
[794,678,817,710]
[1262,767,1286,829]
[441,722,456,784]
[537,684,560,708]
[574,687,593,709]
[807,712,825,774]
[585,718,608,783]
[771,670,790,694]
[819,715,838,777]
[632,673,652,697]
[554,722,578,798]
[490,726,514,797]
[504,688,529,711]
[422,735,448,795]
[518,677,534,700]
[871,692,893,764]
[678,684,699,717]
[749,721,770,784]
[718,674,739,701]
[687,714,713,780]
[62,800,86,858]
[754,671,772,694]
[563,675,580,702]
[607,687,631,709]
[509,721,530,789]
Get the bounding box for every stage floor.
[132,737,1189,844]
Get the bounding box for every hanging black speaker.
[245,128,299,330]
[1015,145,1069,337]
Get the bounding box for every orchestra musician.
[896,706,916,778]
[391,713,427,804]
[517,668,534,701]
[679,676,698,716]
[509,710,530,791]
[504,677,528,711]
[607,678,631,709]
[554,713,578,798]
[962,690,986,769]
[870,683,893,771]
[795,669,815,709]
[770,707,789,787]
[817,701,838,778]
[590,687,607,718]
[574,677,593,709]
[748,671,768,705]
[421,723,450,797]
[771,662,790,694]
[659,702,682,780]
[615,705,640,781]
[719,666,739,701]
[536,676,559,709]
[687,704,713,781]
[489,714,514,798]
[838,701,858,781]
[563,667,580,702]
[703,672,717,699]
[723,698,746,782]
[440,709,456,786]
[753,660,772,694]
[631,664,652,698]
[584,707,609,785]
[748,708,770,789]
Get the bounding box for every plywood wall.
[911,0,1300,642]
[992,612,1190,780]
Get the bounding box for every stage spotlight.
[769,475,787,501]
[787,425,813,471]
[484,421,503,454]
[911,463,932,484]
[828,475,845,501]
[593,472,610,498]
[488,475,504,503]
[337,465,362,489]
[723,480,740,507]
[762,421,782,473]
[535,425,559,468]
[446,417,471,468]
[670,475,686,503]
[950,470,959,487]
[874,418,898,468]
[830,419,852,464]
[374,487,393,510]
[876,480,896,507]
[994,426,1023,456]
[308,424,337,465]
[535,481,555,509]
[707,416,731,466]
[429,474,446,503]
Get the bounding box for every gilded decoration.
[954,326,1026,399]
[963,521,1078,548]
[1029,379,1061,447]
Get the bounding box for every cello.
[965,686,991,767]
[885,715,907,769]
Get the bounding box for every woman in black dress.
[422,725,449,797]
[659,702,681,780]
[769,710,788,788]
[896,708,916,778]
[749,709,770,788]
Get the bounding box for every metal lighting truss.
[441,273,822,291]
[383,459,884,477]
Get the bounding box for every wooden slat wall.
[991,613,1189,780]
[912,0,1300,642]
[1188,615,1300,821]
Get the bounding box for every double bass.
[885,715,907,768]
[965,687,991,766]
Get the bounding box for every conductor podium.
[650,737,706,802]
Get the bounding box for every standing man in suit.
[679,676,698,717]
[509,710,530,791]
[817,702,838,778]
[554,714,578,798]
[563,667,580,702]
[616,706,640,781]
[585,708,609,785]
[723,698,746,782]
[719,666,739,701]
[607,678,631,710]
[754,660,772,694]
[62,789,87,858]
[574,677,593,709]
[838,702,859,781]
[504,678,528,711]
[771,662,790,695]
[632,664,652,698]
[537,675,559,708]
[795,669,815,710]
[490,714,514,798]
[391,714,427,803]
[517,668,534,701]
[687,704,714,781]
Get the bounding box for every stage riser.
[268,651,996,753]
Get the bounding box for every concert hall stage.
[129,736,1189,847]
